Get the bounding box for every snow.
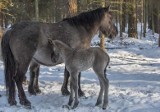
[0,32,160,112]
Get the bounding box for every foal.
[49,39,110,109]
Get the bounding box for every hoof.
[78,89,85,97]
[35,88,41,94]
[29,90,36,95]
[28,86,36,95]
[95,101,102,107]
[62,105,72,110]
[102,107,106,110]
[72,101,79,109]
[61,88,70,96]
[20,99,31,109]
[8,99,17,106]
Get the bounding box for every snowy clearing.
[0,33,160,112]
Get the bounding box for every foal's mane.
[63,7,107,31]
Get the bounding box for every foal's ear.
[48,38,53,45]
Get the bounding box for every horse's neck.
[86,22,100,40]
[82,23,100,42]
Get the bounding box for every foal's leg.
[93,67,109,109]
[78,72,85,97]
[61,67,70,95]
[102,76,109,109]
[70,72,79,109]
[95,78,103,106]
[34,66,41,93]
[61,68,84,96]
[68,78,74,107]
[96,71,109,109]
[28,61,41,95]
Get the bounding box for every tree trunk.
[148,0,152,29]
[143,0,147,37]
[99,0,108,50]
[35,0,39,21]
[153,3,158,33]
[140,0,143,39]
[159,33,160,47]
[122,0,126,33]
[119,0,123,37]
[0,9,3,27]
[128,0,137,38]
[158,1,160,47]
[67,0,78,17]
[99,32,105,49]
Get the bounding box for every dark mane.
[63,7,106,31]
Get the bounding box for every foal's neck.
[59,44,74,61]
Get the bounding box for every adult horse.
[1,6,117,108]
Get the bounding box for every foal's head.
[48,39,61,63]
[49,39,62,52]
[48,39,70,53]
[99,5,118,39]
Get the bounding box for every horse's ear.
[48,38,53,45]
[104,4,111,12]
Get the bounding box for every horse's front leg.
[28,61,41,95]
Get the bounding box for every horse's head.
[99,5,118,39]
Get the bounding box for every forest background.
[0,0,160,46]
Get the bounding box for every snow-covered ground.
[0,31,160,112]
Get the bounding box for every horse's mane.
[63,7,107,31]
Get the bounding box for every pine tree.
[128,0,137,38]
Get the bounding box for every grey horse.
[49,39,110,109]
[1,6,117,108]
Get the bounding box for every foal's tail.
[1,29,16,94]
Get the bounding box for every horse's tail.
[1,29,16,94]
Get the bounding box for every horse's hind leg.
[8,79,17,105]
[14,63,31,108]
[28,61,41,95]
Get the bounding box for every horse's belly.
[33,47,63,66]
